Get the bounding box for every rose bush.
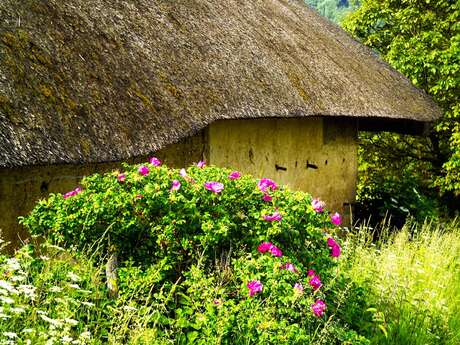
[20,161,369,344]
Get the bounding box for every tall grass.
[341,219,460,344]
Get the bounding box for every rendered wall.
[0,132,206,251]
[208,118,358,220]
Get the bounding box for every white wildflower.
[49,286,62,293]
[80,301,94,307]
[68,284,81,290]
[79,331,91,339]
[22,328,33,333]
[36,310,48,315]
[123,306,137,312]
[0,313,11,319]
[0,296,14,304]
[67,272,81,282]
[10,275,26,282]
[40,314,63,327]
[0,289,8,295]
[2,332,18,339]
[10,307,25,314]
[5,258,21,271]
[0,281,18,294]
[61,335,73,343]
[26,340,32,345]
[64,318,78,326]
[17,285,36,298]
[40,255,50,260]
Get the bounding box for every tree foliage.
[304,0,360,23]
[342,0,460,219]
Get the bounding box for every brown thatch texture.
[0,0,442,168]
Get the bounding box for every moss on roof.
[0,0,441,167]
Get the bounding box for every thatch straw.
[0,0,441,168]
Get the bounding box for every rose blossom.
[170,180,181,192]
[327,237,341,258]
[204,181,224,193]
[294,283,304,293]
[263,211,282,222]
[257,178,277,193]
[331,212,342,226]
[228,171,241,180]
[247,280,263,297]
[312,198,325,213]
[138,165,150,176]
[311,300,327,317]
[262,194,272,202]
[280,262,297,273]
[309,275,322,291]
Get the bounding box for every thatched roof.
[0,0,442,168]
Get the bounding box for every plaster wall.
[207,118,358,219]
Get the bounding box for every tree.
[304,0,360,23]
[342,0,460,219]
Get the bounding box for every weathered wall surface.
[0,132,206,251]
[208,118,358,220]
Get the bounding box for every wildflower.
[228,171,241,180]
[179,168,187,177]
[22,329,33,333]
[204,181,224,193]
[11,307,25,314]
[123,306,137,312]
[135,194,143,199]
[61,335,73,343]
[327,237,341,258]
[197,160,206,168]
[311,300,327,317]
[3,332,18,339]
[307,269,315,276]
[117,173,126,183]
[40,314,63,327]
[263,211,282,222]
[257,242,273,253]
[280,262,297,273]
[0,280,18,294]
[80,331,91,339]
[68,283,81,289]
[49,286,62,293]
[294,283,304,294]
[138,165,150,176]
[262,194,272,202]
[213,299,221,305]
[81,301,95,307]
[64,318,79,326]
[149,157,161,167]
[309,275,322,291]
[0,296,14,304]
[5,259,21,271]
[331,212,342,226]
[67,272,81,282]
[312,198,325,213]
[170,180,181,192]
[257,178,277,193]
[247,280,263,297]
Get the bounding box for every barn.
[0,0,441,248]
